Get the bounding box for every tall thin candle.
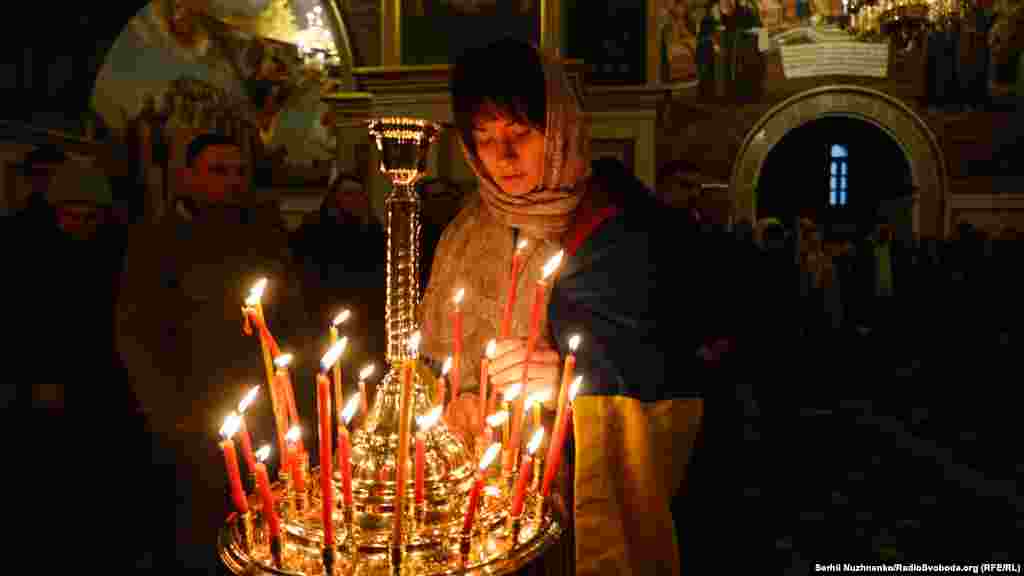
[337,393,361,506]
[286,426,305,493]
[254,446,280,539]
[500,383,522,472]
[316,373,334,545]
[500,239,529,339]
[511,428,545,518]
[555,335,581,425]
[451,288,465,398]
[329,310,351,415]
[480,340,496,432]
[508,251,563,474]
[244,279,288,468]
[463,443,501,537]
[542,376,583,497]
[437,356,452,407]
[393,332,420,549]
[357,364,375,418]
[236,386,260,476]
[219,413,249,514]
[274,353,304,454]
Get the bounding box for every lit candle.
[480,339,496,430]
[500,239,529,339]
[526,388,552,432]
[244,279,288,466]
[437,356,452,408]
[329,309,351,419]
[254,445,281,539]
[236,385,260,477]
[555,335,581,423]
[451,288,465,398]
[511,428,545,518]
[286,425,305,493]
[315,373,334,545]
[508,251,563,474]
[485,410,509,477]
[357,363,375,418]
[274,353,304,454]
[337,393,360,507]
[541,376,582,497]
[500,383,522,473]
[219,413,249,514]
[462,442,501,538]
[393,331,420,549]
[415,406,443,506]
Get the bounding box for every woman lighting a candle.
[418,37,748,576]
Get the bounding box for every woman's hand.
[444,393,482,445]
[488,338,561,408]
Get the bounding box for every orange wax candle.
[221,438,249,514]
[542,377,582,497]
[415,432,426,505]
[480,340,495,432]
[316,373,334,544]
[357,364,375,420]
[451,288,464,398]
[500,240,528,339]
[462,443,501,537]
[555,335,580,424]
[274,365,303,453]
[255,457,281,538]
[337,393,360,507]
[512,428,545,516]
[236,418,258,477]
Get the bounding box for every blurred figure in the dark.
[115,133,314,574]
[292,174,387,383]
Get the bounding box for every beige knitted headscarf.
[460,49,590,241]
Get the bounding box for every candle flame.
[479,442,501,470]
[527,427,545,454]
[569,334,582,352]
[286,425,301,444]
[238,386,259,414]
[442,356,453,376]
[517,239,529,252]
[358,363,375,381]
[256,445,271,463]
[320,337,348,371]
[484,485,502,498]
[526,389,552,408]
[569,375,583,402]
[332,309,351,327]
[248,278,268,303]
[503,383,523,402]
[541,250,564,280]
[485,339,497,359]
[408,331,422,355]
[416,405,443,431]
[485,411,509,428]
[341,393,361,425]
[220,412,242,439]
[273,353,294,369]
[453,288,465,306]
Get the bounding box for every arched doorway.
[731,86,949,238]
[756,116,913,242]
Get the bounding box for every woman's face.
[471,114,545,198]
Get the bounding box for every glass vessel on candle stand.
[217,117,565,575]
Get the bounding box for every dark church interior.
[4,0,1022,574]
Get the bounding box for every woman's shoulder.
[436,192,494,246]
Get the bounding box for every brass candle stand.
[218,117,565,575]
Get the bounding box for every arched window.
[829,144,848,207]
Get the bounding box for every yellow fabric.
[573,396,703,576]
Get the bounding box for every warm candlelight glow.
[358,363,375,381]
[248,278,268,303]
[484,485,502,497]
[442,356,453,375]
[541,250,564,280]
[485,339,497,359]
[527,427,545,455]
[273,353,293,369]
[568,334,581,353]
[320,337,348,372]
[479,442,501,470]
[453,288,465,306]
[256,445,271,462]
[416,405,444,431]
[517,239,529,251]
[286,425,301,444]
[220,412,242,439]
[503,382,523,402]
[332,309,351,327]
[238,386,259,414]
[569,375,583,402]
[341,393,361,425]
[408,331,422,356]
[486,411,509,428]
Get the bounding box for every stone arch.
[730,85,949,238]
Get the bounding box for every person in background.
[115,133,314,574]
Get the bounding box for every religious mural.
[401,0,541,65]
